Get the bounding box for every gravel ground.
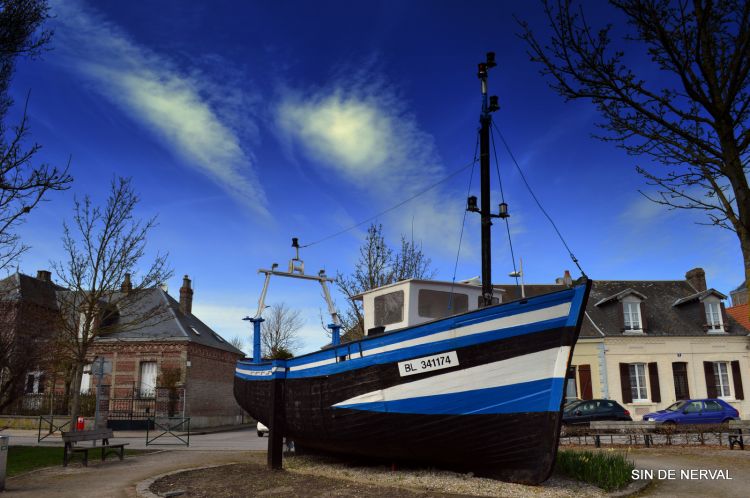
[150,453,606,498]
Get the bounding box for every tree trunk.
[69,361,84,431]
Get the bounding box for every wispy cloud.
[276,70,470,254]
[49,0,268,217]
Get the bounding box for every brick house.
[2,271,244,428]
[0,271,63,413]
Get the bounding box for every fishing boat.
[234,53,591,485]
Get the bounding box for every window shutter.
[639,302,648,332]
[704,361,718,398]
[578,364,593,400]
[647,362,660,402]
[620,302,626,331]
[732,360,744,400]
[619,363,632,403]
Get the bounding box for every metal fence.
[2,392,95,417]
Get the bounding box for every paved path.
[629,447,750,497]
[5,450,255,497]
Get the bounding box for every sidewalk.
[5,450,256,497]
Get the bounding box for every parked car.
[562,399,632,426]
[257,421,269,437]
[642,399,739,424]
[563,398,583,410]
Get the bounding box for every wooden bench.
[61,428,128,466]
[588,421,657,447]
[726,420,750,450]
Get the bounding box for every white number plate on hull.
[398,351,459,377]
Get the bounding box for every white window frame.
[629,363,648,401]
[25,370,44,394]
[705,302,724,331]
[79,364,92,394]
[139,361,158,398]
[713,361,731,398]
[623,301,642,331]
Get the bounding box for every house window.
[139,361,157,398]
[623,302,641,330]
[418,290,468,318]
[24,371,45,394]
[565,366,577,400]
[80,364,92,394]
[713,362,731,397]
[374,291,404,327]
[629,363,648,401]
[705,302,723,331]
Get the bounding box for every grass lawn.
[8,446,149,477]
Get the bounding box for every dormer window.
[705,302,723,331]
[623,302,642,331]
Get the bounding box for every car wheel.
[257,431,264,437]
[721,418,732,426]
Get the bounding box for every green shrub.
[555,449,634,491]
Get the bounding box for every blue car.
[642,399,739,424]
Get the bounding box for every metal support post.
[329,323,341,346]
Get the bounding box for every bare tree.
[335,224,435,340]
[261,302,303,359]
[519,0,750,299]
[52,177,171,428]
[0,0,71,269]
[229,335,244,353]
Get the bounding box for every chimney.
[121,273,132,293]
[686,267,707,292]
[36,270,51,283]
[179,275,193,315]
[562,270,573,288]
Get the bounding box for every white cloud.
[49,1,268,217]
[276,73,470,254]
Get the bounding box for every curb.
[135,462,240,498]
[608,478,652,497]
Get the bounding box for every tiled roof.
[0,273,65,308]
[727,304,750,334]
[93,287,243,355]
[0,272,243,356]
[580,280,743,338]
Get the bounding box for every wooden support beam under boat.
[267,375,285,470]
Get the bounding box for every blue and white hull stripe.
[236,288,581,381]
[332,346,570,415]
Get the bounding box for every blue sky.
[10,0,741,353]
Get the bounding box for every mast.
[469,52,502,307]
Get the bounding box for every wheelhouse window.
[713,361,731,397]
[418,290,468,318]
[705,302,723,331]
[139,361,157,398]
[374,291,404,327]
[629,363,648,401]
[623,302,641,331]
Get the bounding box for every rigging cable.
[301,158,479,248]
[448,132,480,313]
[489,126,520,291]
[492,121,587,278]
